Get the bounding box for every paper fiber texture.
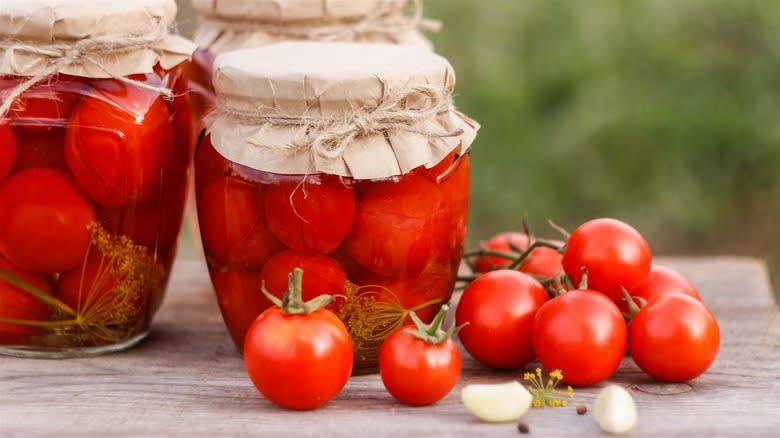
[206,42,479,180]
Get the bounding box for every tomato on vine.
[626,292,719,382]
[244,268,354,410]
[456,270,549,369]
[475,232,564,278]
[0,168,96,274]
[379,305,462,406]
[532,287,627,386]
[624,265,702,313]
[562,218,652,304]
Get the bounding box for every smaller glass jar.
[197,42,479,369]
[0,0,196,357]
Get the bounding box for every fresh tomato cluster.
[195,136,470,358]
[0,69,192,346]
[459,218,720,386]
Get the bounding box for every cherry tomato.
[98,202,182,261]
[629,294,719,382]
[198,176,281,269]
[562,218,652,304]
[59,254,147,318]
[355,271,450,324]
[456,270,549,369]
[346,174,448,276]
[532,289,627,386]
[260,250,347,308]
[0,122,16,182]
[1,74,82,132]
[623,265,702,313]
[65,79,174,206]
[0,256,53,339]
[244,269,353,410]
[194,135,231,190]
[379,306,461,405]
[476,232,564,278]
[207,268,271,350]
[12,127,68,171]
[434,152,471,256]
[264,175,356,254]
[0,168,96,274]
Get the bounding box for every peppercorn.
[517,422,530,434]
[577,405,588,415]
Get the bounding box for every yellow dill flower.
[525,368,576,408]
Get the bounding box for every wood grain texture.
[1,257,778,437]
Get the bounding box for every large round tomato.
[0,122,16,182]
[476,232,564,278]
[346,174,448,276]
[1,74,82,132]
[629,294,719,382]
[264,175,356,254]
[624,265,702,313]
[562,218,652,304]
[379,309,462,406]
[65,79,174,206]
[532,289,627,386]
[260,250,347,307]
[198,176,281,269]
[12,128,68,171]
[0,168,96,274]
[456,270,549,369]
[0,256,52,339]
[244,278,353,410]
[208,268,272,350]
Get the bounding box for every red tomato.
[532,289,627,386]
[1,74,82,132]
[476,232,564,278]
[198,176,281,269]
[12,128,68,171]
[194,135,231,190]
[0,168,96,274]
[0,256,52,339]
[562,218,652,304]
[260,250,347,307]
[264,175,356,254]
[98,201,182,260]
[456,270,549,369]
[208,268,271,350]
[65,79,174,206]
[59,254,147,317]
[346,174,448,276]
[379,306,462,405]
[244,269,353,410]
[629,294,720,382]
[0,122,16,182]
[355,271,450,324]
[624,265,702,313]
[435,152,471,256]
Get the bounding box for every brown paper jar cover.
[0,0,195,357]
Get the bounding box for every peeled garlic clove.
[593,385,638,434]
[461,381,533,423]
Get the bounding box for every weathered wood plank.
[1,257,778,437]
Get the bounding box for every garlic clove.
[461,381,533,423]
[593,385,638,434]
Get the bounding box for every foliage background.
[175,0,778,291]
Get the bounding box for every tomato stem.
[262,268,335,315]
[507,239,563,271]
[621,287,644,321]
[406,305,453,344]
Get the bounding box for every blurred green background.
[175,0,778,292]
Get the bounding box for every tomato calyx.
[261,267,335,315]
[621,287,648,321]
[403,304,459,344]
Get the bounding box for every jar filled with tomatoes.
[0,0,196,357]
[197,42,479,369]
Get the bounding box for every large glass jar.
[197,42,479,369]
[0,0,196,357]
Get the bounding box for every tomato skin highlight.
[532,289,627,386]
[624,265,702,313]
[629,294,720,382]
[244,307,354,410]
[563,218,652,304]
[379,325,462,406]
[264,175,356,254]
[456,270,549,369]
[0,168,96,274]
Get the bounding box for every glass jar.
[0,0,196,357]
[197,42,479,369]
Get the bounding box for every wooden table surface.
[1,257,778,437]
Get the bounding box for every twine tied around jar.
[199,0,441,43]
[0,22,176,118]
[213,83,466,162]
